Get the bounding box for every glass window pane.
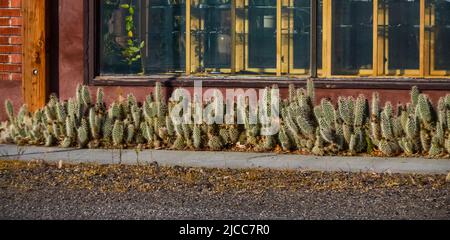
[285,0,322,74]
[146,0,186,73]
[100,0,185,75]
[248,0,277,69]
[191,0,232,73]
[430,0,450,72]
[318,0,323,70]
[100,0,139,74]
[332,0,373,75]
[383,0,420,71]
[292,0,312,70]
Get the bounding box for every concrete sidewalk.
[0,144,449,174]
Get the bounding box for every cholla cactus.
[61,137,72,148]
[376,102,402,156]
[153,117,166,140]
[193,124,202,149]
[436,98,448,142]
[76,84,83,106]
[67,98,76,122]
[131,105,141,129]
[429,138,443,157]
[109,102,122,121]
[89,108,100,140]
[166,115,175,137]
[208,135,223,151]
[112,120,124,146]
[288,84,296,103]
[102,116,113,142]
[55,101,67,123]
[445,138,450,154]
[420,129,431,152]
[2,82,448,158]
[228,125,240,145]
[5,99,14,123]
[182,123,192,147]
[381,103,395,140]
[354,95,367,128]
[306,79,315,105]
[172,135,186,150]
[127,93,137,110]
[77,119,89,148]
[279,126,291,151]
[96,88,104,106]
[154,82,163,103]
[312,129,325,156]
[410,86,420,109]
[219,128,230,145]
[398,115,420,155]
[417,94,433,129]
[126,124,135,144]
[44,130,54,147]
[140,122,152,144]
[295,109,315,140]
[81,85,91,106]
[338,97,354,127]
[378,139,399,157]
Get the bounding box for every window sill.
[91,75,450,90]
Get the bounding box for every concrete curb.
[0,144,449,174]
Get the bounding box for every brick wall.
[0,0,21,81]
[0,0,22,120]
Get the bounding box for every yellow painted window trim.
[182,0,448,77]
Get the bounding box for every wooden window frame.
[281,0,317,76]
[85,0,450,89]
[427,0,450,77]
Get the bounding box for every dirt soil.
[0,160,448,220]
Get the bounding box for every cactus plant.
[193,124,202,149]
[77,119,89,148]
[1,82,448,158]
[5,99,14,123]
[112,120,124,146]
[208,135,223,151]
[279,126,292,151]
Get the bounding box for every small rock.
[58,160,63,169]
[446,172,450,183]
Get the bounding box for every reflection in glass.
[383,0,420,71]
[332,0,373,74]
[146,0,186,73]
[100,0,186,74]
[283,0,321,73]
[100,0,139,74]
[430,0,450,72]
[248,0,277,69]
[191,0,232,73]
[292,0,310,70]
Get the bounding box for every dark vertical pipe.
[49,0,59,96]
[310,0,318,78]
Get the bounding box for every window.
[145,0,186,73]
[382,0,420,75]
[189,0,232,73]
[283,0,323,75]
[96,0,449,78]
[100,0,185,74]
[428,0,450,75]
[332,0,373,75]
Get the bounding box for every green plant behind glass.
[120,1,145,74]
[102,0,121,66]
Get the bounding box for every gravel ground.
[0,160,449,220]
